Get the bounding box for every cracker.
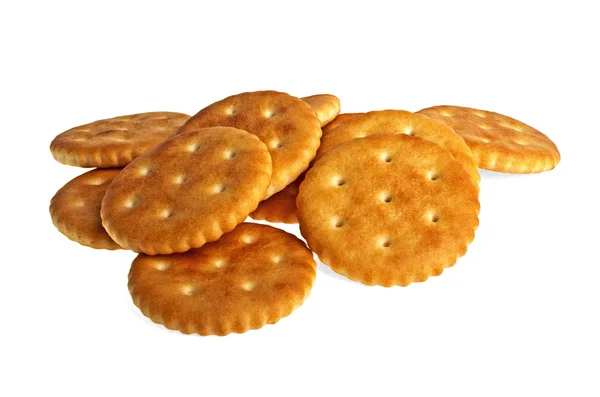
[315,110,480,185]
[322,113,363,136]
[128,223,316,335]
[417,105,560,173]
[250,174,303,224]
[50,112,190,168]
[101,127,272,255]
[50,169,122,250]
[177,91,321,198]
[302,94,341,127]
[297,134,480,287]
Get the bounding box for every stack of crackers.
[49,91,560,336]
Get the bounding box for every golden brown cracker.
[50,112,190,168]
[297,134,480,287]
[417,105,560,173]
[177,91,321,198]
[302,94,341,127]
[50,169,122,250]
[128,223,316,336]
[315,110,480,185]
[101,127,272,255]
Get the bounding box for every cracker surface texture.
[50,168,122,250]
[315,110,480,185]
[101,127,272,255]
[50,112,190,168]
[177,91,321,198]
[302,94,341,127]
[417,105,560,173]
[297,134,480,287]
[322,113,363,136]
[128,223,316,336]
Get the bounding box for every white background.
[1,1,598,396]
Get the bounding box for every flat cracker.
[250,174,303,224]
[101,127,272,255]
[50,112,190,168]
[128,223,316,336]
[50,168,122,250]
[302,94,341,127]
[417,105,560,173]
[322,113,363,136]
[177,91,322,198]
[315,110,480,185]
[297,134,480,287]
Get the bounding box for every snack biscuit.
[297,134,480,287]
[50,112,190,168]
[101,127,272,255]
[315,110,480,185]
[50,168,122,250]
[177,91,322,198]
[128,223,316,336]
[417,105,560,173]
[302,94,341,127]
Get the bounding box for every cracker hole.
[356,132,367,138]
[430,213,440,223]
[479,124,490,131]
[264,109,276,118]
[214,259,227,268]
[161,209,175,218]
[124,196,139,208]
[477,137,491,143]
[241,282,256,291]
[332,218,345,228]
[271,140,283,149]
[428,171,440,181]
[272,255,283,264]
[139,167,153,176]
[187,142,202,152]
[213,184,227,193]
[381,238,391,248]
[225,150,238,159]
[404,126,414,136]
[334,177,346,186]
[241,235,256,244]
[381,193,392,203]
[381,153,393,163]
[473,111,487,118]
[87,178,105,185]
[174,174,188,184]
[226,107,237,116]
[440,111,452,117]
[181,285,194,295]
[155,262,170,271]
[73,200,85,208]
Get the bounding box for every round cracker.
[250,175,303,224]
[177,91,322,198]
[128,223,316,336]
[417,105,560,173]
[322,112,363,136]
[315,110,480,185]
[50,112,190,168]
[297,134,480,287]
[50,168,122,250]
[101,127,272,255]
[302,94,341,127]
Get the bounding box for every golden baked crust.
[302,94,341,127]
[417,105,560,173]
[101,127,272,255]
[297,134,480,287]
[177,91,321,198]
[322,113,362,136]
[50,169,122,250]
[128,223,316,336]
[50,112,190,168]
[250,174,303,224]
[315,110,480,185]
